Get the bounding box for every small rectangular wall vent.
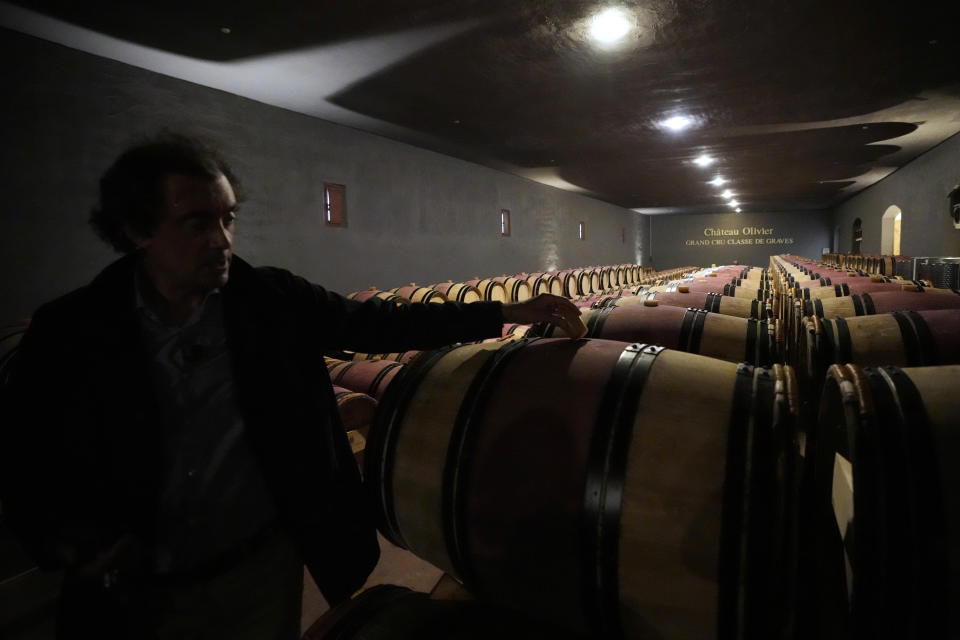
[324,183,346,227]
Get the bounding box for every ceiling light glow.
[659,115,694,132]
[693,154,714,167]
[729,199,739,207]
[589,8,632,44]
[736,207,742,212]
[721,189,734,199]
[709,176,727,186]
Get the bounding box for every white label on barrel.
[833,453,854,606]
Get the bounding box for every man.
[0,134,585,639]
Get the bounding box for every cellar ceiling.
[3,0,960,214]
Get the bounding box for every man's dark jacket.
[0,253,502,608]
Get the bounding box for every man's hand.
[502,294,587,339]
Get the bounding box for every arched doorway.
[852,218,862,255]
[881,205,902,255]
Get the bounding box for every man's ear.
[124,224,152,250]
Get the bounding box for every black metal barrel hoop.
[580,343,663,638]
[903,310,939,366]
[868,367,948,636]
[888,311,922,367]
[716,363,756,639]
[364,345,458,548]
[443,338,538,598]
[585,307,614,338]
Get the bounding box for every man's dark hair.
[90,133,243,253]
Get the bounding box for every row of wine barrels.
[465,278,508,302]
[611,291,773,320]
[770,255,960,368]
[432,281,482,303]
[635,266,698,286]
[327,358,405,401]
[809,363,960,638]
[354,263,646,309]
[366,337,799,638]
[521,272,563,297]
[534,304,777,366]
[346,289,409,305]
[302,584,580,640]
[792,289,960,352]
[491,276,531,302]
[641,277,772,302]
[797,309,960,398]
[349,350,422,365]
[390,285,447,304]
[821,253,913,277]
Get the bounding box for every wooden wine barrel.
[302,584,579,640]
[328,359,404,400]
[333,385,378,431]
[569,269,592,296]
[729,277,773,290]
[587,269,602,294]
[812,363,960,638]
[366,338,799,638]
[739,267,767,281]
[798,309,960,391]
[347,289,409,305]
[349,350,422,365]
[597,267,614,290]
[491,276,532,302]
[536,305,776,366]
[793,279,917,301]
[502,323,534,338]
[722,283,771,300]
[522,273,562,297]
[553,270,582,298]
[611,291,773,320]
[615,265,629,287]
[800,289,960,321]
[431,281,482,303]
[465,278,508,302]
[390,285,447,304]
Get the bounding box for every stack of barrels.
[821,252,913,278]
[312,262,815,638]
[758,254,960,638]
[314,255,960,639]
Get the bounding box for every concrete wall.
[634,213,651,267]
[833,131,960,258]
[0,29,637,321]
[648,210,832,270]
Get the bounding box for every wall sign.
[684,226,794,247]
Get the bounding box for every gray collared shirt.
[135,280,277,574]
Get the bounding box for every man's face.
[135,172,237,293]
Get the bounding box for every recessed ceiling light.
[220,27,231,34]
[693,154,714,167]
[721,189,734,199]
[659,115,694,132]
[709,176,727,187]
[729,199,739,207]
[736,207,742,212]
[589,8,632,44]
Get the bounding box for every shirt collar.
[134,268,221,328]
